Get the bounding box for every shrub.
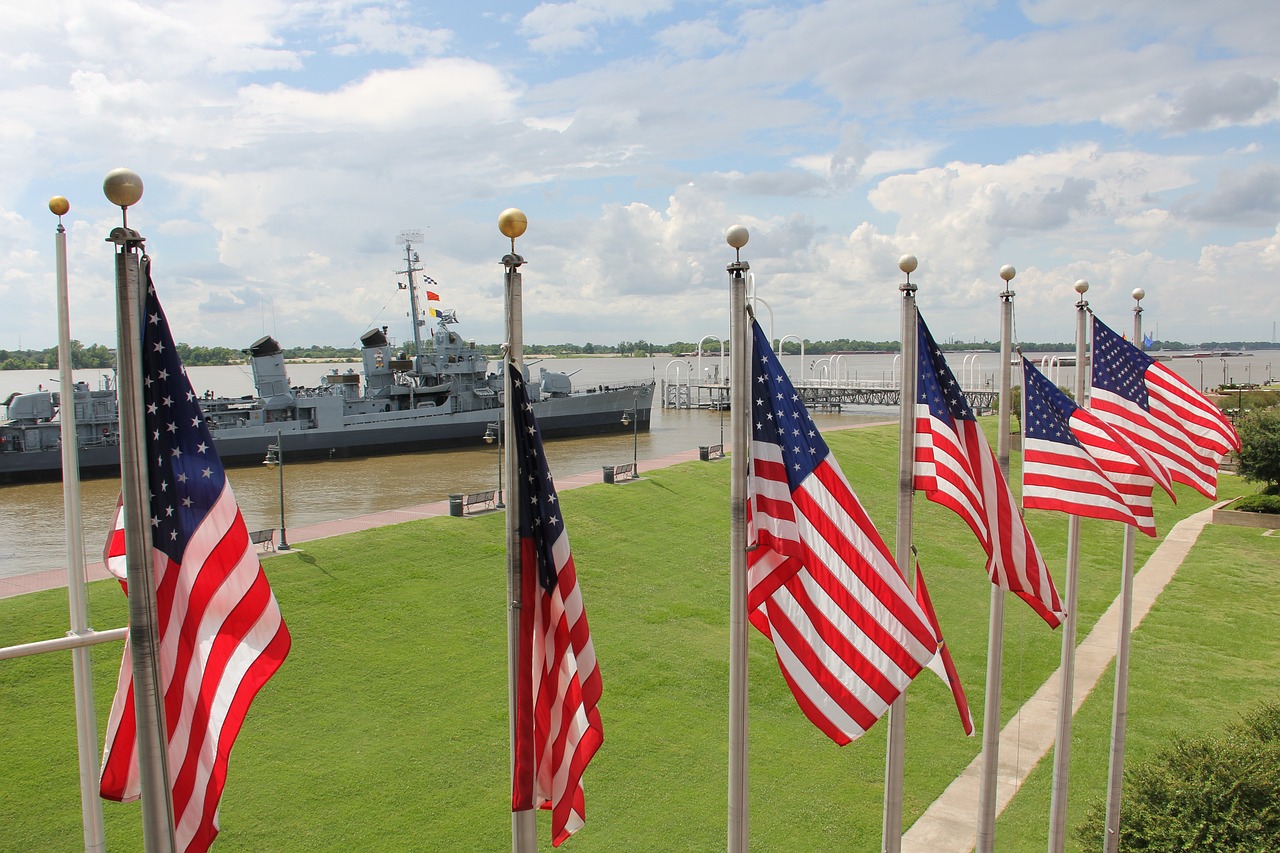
[1232,494,1280,514]
[1076,701,1280,851]
[1236,407,1280,492]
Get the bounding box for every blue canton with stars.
[1021,358,1085,449]
[1090,316,1151,410]
[751,319,827,492]
[510,363,564,592]
[140,262,228,564]
[916,312,975,424]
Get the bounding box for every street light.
[620,391,639,473]
[1220,358,1228,389]
[482,422,505,507]
[1196,358,1203,392]
[261,429,290,550]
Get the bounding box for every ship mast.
[396,230,427,356]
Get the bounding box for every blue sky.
[2,0,1277,351]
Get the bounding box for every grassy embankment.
[2,422,1273,852]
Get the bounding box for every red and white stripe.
[1023,407,1150,534]
[748,440,939,745]
[914,564,974,737]
[100,485,291,853]
[513,530,602,846]
[1091,363,1238,500]
[915,408,1064,628]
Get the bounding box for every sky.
[2,0,1278,353]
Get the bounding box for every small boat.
[0,238,654,484]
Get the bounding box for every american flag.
[912,312,1063,628]
[99,263,291,853]
[1090,316,1239,499]
[746,319,938,745]
[508,363,603,846]
[913,562,973,737]
[1022,357,1171,537]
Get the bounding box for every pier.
[660,357,999,412]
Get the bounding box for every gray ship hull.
[0,384,652,485]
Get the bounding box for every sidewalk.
[0,446,713,601]
[901,502,1224,853]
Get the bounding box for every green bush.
[1077,701,1280,851]
[1237,407,1280,492]
[1232,494,1280,514]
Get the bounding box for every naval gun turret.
[245,336,295,411]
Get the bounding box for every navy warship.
[0,239,654,484]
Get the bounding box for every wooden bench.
[449,489,498,516]
[700,443,725,461]
[602,462,638,484]
[249,529,276,552]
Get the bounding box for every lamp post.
[620,392,639,473]
[262,430,290,550]
[1221,357,1227,388]
[1196,358,1203,392]
[483,421,505,507]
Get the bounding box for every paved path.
[901,503,1223,853]
[0,446,716,601]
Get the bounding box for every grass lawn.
[0,423,1265,851]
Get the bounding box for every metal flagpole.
[976,264,1017,852]
[51,196,107,853]
[499,209,537,852]
[726,224,751,853]
[105,168,178,852]
[883,253,919,853]
[1102,288,1145,852]
[1046,279,1089,853]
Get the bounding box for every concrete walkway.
[0,446,713,601]
[901,503,1223,853]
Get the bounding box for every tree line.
[6,337,1279,370]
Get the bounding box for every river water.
[2,349,1273,580]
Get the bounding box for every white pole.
[726,224,751,852]
[1046,280,1090,853]
[499,210,536,852]
[50,197,107,853]
[1103,289,1145,852]
[105,169,178,853]
[976,265,1016,852]
[883,254,919,853]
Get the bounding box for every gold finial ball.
[898,254,918,275]
[1074,279,1090,294]
[725,224,749,249]
[498,208,528,240]
[48,196,70,217]
[103,168,144,208]
[1000,264,1016,282]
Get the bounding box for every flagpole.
[1102,288,1144,852]
[499,209,537,852]
[883,253,919,853]
[975,264,1016,852]
[105,168,178,852]
[1046,279,1089,853]
[726,224,751,853]
[51,197,107,853]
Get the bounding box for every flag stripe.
[746,319,938,745]
[509,363,602,847]
[914,316,1063,628]
[99,263,289,853]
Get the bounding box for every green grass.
[0,423,1263,851]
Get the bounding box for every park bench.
[449,489,498,516]
[249,529,276,552]
[700,443,725,461]
[602,462,638,484]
